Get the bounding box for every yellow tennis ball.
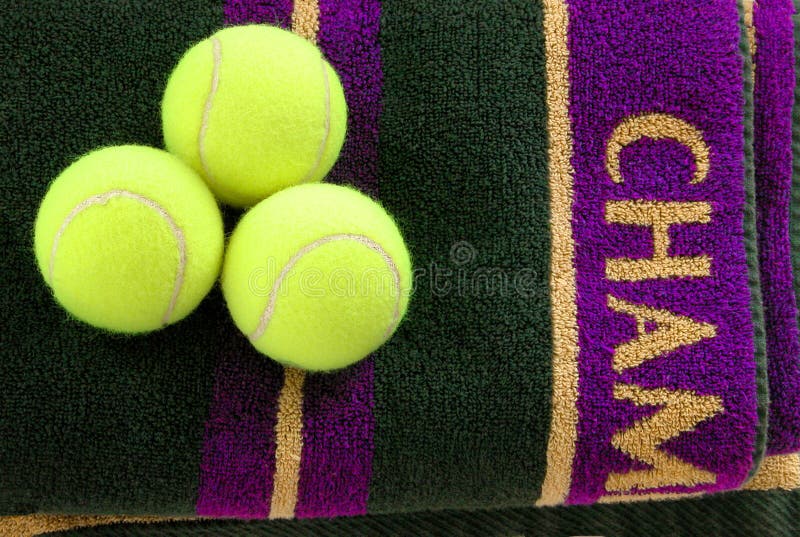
[34,145,225,334]
[222,183,412,371]
[162,24,348,208]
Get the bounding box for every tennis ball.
[162,24,348,208]
[222,183,412,371]
[34,145,224,334]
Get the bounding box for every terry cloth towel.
[752,0,800,457]
[1,0,799,535]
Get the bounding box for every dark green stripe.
[0,0,221,515]
[56,490,800,537]
[370,0,552,512]
[737,0,769,481]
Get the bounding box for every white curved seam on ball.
[299,55,333,183]
[49,189,188,326]
[198,37,222,186]
[248,233,403,342]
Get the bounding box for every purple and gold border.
[197,0,381,519]
[539,0,763,505]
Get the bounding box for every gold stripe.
[0,515,189,537]
[597,491,704,504]
[743,0,756,59]
[266,3,320,519]
[292,0,320,44]
[743,453,800,491]
[269,367,307,519]
[537,0,579,507]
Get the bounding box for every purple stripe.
[296,360,375,517]
[295,0,381,518]
[201,0,380,518]
[566,0,758,503]
[196,0,295,518]
[316,0,382,198]
[196,344,286,518]
[753,0,800,455]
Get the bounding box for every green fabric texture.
[54,491,800,537]
[738,0,769,480]
[371,0,553,512]
[0,0,222,516]
[1,0,797,532]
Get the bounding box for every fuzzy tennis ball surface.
[162,24,348,208]
[222,183,412,371]
[34,145,225,334]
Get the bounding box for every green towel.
[1,0,798,535]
